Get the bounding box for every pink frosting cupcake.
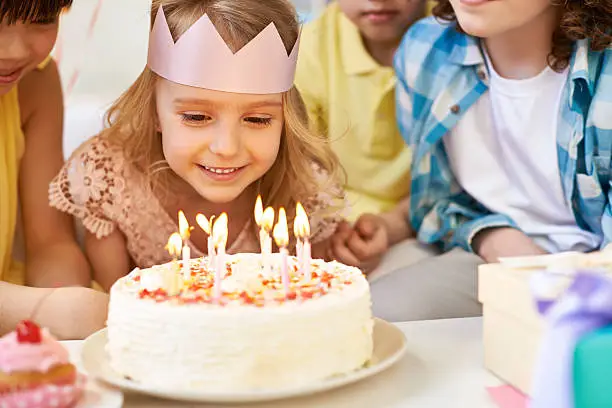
[0,320,85,408]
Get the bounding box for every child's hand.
[473,227,547,263]
[348,214,389,271]
[328,221,361,266]
[330,215,389,272]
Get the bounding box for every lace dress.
[49,134,346,268]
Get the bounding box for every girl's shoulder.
[18,58,61,129]
[49,133,133,239]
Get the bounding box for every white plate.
[81,318,407,403]
[76,377,124,408]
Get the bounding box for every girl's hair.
[432,0,612,72]
[104,0,343,224]
[0,0,72,24]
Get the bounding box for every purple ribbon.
[529,271,612,408]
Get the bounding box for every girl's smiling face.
[0,16,59,95]
[156,78,284,203]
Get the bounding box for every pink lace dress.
[49,135,346,269]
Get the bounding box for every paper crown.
[147,6,300,94]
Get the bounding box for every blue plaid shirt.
[395,17,612,253]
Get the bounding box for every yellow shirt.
[0,86,25,284]
[0,56,52,284]
[295,3,412,221]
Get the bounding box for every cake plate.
[81,318,407,403]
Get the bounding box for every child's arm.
[0,282,108,340]
[84,229,132,292]
[472,227,547,263]
[18,60,91,287]
[377,197,413,246]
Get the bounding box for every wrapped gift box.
[479,262,546,395]
[478,252,612,396]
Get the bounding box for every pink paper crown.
[147,6,300,94]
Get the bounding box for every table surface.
[63,317,502,407]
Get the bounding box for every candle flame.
[273,207,289,247]
[166,233,183,258]
[254,195,263,226]
[178,210,192,240]
[196,213,213,235]
[212,212,229,248]
[262,207,275,232]
[294,202,310,238]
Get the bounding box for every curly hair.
[432,0,612,72]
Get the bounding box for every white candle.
[280,247,289,293]
[259,206,275,275]
[211,213,228,301]
[294,202,311,276]
[207,236,215,269]
[215,245,225,300]
[273,208,290,297]
[177,210,192,282]
[196,213,216,274]
[260,229,269,273]
[165,232,183,294]
[182,245,191,281]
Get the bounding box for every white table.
[63,318,502,407]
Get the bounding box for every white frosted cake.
[106,253,373,392]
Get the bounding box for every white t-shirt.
[443,54,601,253]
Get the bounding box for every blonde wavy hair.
[103,0,343,224]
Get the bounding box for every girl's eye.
[244,117,272,127]
[181,113,211,123]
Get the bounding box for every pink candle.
[296,238,303,262]
[302,238,311,276]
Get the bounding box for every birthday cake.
[106,253,373,392]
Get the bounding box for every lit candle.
[273,207,290,295]
[294,207,303,262]
[212,213,229,300]
[166,232,183,263]
[178,211,192,281]
[196,213,216,269]
[255,198,275,275]
[294,202,311,276]
[164,233,184,295]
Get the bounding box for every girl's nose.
[208,122,240,157]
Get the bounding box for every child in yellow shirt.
[0,0,90,287]
[295,0,427,271]
[0,0,106,339]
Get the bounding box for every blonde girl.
[50,0,388,291]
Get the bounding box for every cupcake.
[0,320,84,408]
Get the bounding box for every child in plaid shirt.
[372,0,612,321]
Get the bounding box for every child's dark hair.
[432,0,612,72]
[0,0,72,24]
